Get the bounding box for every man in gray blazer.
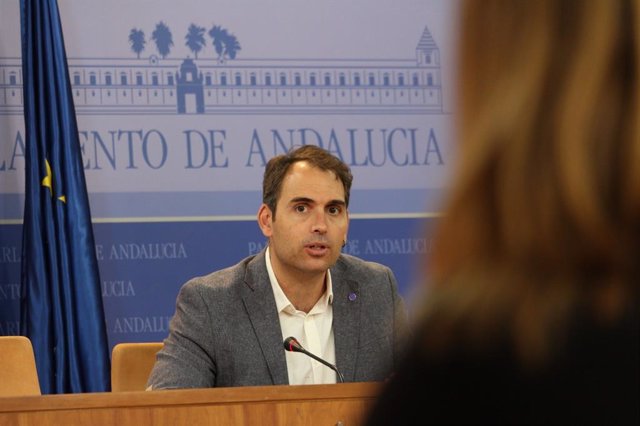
[148,145,409,389]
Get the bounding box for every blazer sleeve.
[147,279,217,389]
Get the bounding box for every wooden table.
[0,382,381,426]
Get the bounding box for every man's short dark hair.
[262,145,353,219]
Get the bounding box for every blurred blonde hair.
[424,0,640,366]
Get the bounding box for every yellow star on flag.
[41,158,66,203]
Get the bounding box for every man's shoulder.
[334,253,391,276]
[183,251,265,291]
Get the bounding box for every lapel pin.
[348,292,357,301]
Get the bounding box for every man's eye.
[295,205,307,213]
[328,206,341,215]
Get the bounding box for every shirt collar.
[265,246,334,314]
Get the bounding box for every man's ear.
[257,204,273,237]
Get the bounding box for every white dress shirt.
[265,247,337,385]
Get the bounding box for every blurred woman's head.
[425,0,640,366]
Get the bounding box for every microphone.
[283,336,345,383]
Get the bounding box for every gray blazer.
[147,249,409,389]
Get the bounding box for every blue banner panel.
[1,217,438,351]
[0,225,21,336]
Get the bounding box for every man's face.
[258,161,349,281]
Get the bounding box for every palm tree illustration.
[225,34,241,59]
[152,21,174,59]
[185,24,206,59]
[208,25,226,62]
[208,25,241,62]
[129,28,146,59]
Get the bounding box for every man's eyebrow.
[289,197,346,206]
[289,197,314,204]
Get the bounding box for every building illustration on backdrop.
[0,25,442,116]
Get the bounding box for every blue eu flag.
[20,0,110,393]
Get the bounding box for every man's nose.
[311,211,328,233]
